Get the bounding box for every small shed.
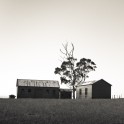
[60,89,72,99]
[9,94,16,99]
[17,79,60,99]
[76,79,112,99]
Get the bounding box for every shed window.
[28,89,31,92]
[53,90,56,95]
[79,89,82,95]
[21,89,24,92]
[85,88,88,97]
[46,89,49,94]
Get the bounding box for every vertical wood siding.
[92,81,111,99]
[76,79,111,99]
[76,85,92,99]
[17,86,59,98]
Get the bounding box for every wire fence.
[111,94,123,99]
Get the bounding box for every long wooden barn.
[16,79,60,98]
[76,79,112,99]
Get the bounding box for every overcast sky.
[0,0,124,98]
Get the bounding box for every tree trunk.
[72,86,75,99]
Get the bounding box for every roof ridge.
[17,79,59,81]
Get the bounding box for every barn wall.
[34,87,59,98]
[92,81,111,99]
[76,85,92,99]
[17,86,59,98]
[17,86,35,98]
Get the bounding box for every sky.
[0,0,124,98]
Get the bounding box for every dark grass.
[0,99,124,124]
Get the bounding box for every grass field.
[0,99,124,124]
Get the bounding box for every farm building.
[76,79,112,99]
[60,89,72,99]
[16,79,60,99]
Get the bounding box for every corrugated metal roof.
[17,79,60,88]
[77,79,112,87]
[77,79,112,86]
[76,80,96,86]
[81,80,97,86]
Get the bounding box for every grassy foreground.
[0,99,124,124]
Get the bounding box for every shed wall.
[76,85,92,99]
[17,86,59,98]
[60,90,72,99]
[92,81,111,99]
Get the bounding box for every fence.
[111,94,123,99]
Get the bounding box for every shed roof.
[77,79,112,86]
[16,79,60,88]
[81,80,97,86]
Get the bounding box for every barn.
[76,79,112,99]
[16,79,60,99]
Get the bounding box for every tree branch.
[69,43,74,57]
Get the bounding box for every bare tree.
[54,43,96,99]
